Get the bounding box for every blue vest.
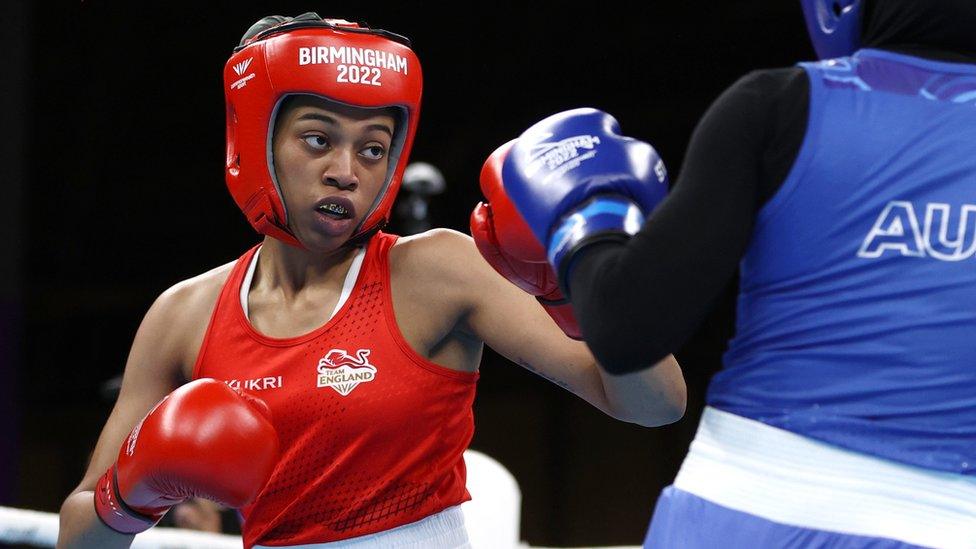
[710,49,976,475]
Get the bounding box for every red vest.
[193,233,479,547]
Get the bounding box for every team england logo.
[316,349,377,396]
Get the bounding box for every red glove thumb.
[471,142,582,340]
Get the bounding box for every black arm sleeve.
[568,67,809,374]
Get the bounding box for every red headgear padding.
[224,16,423,247]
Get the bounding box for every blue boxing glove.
[500,108,669,294]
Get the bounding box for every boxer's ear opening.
[266,95,297,224]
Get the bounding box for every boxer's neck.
[256,236,360,296]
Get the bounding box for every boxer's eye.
[360,145,386,161]
[302,135,329,150]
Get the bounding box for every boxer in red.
[56,13,685,549]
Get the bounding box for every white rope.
[0,505,242,548]
[0,505,59,547]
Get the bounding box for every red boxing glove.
[471,140,582,340]
[94,378,280,534]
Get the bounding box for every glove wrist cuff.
[537,299,582,340]
[94,466,166,535]
[547,196,644,294]
[537,294,569,306]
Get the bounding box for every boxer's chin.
[311,209,356,238]
[291,214,360,253]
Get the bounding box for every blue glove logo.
[497,107,670,274]
[525,134,603,183]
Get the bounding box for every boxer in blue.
[473,1,976,547]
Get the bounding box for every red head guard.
[224,14,423,247]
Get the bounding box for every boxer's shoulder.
[388,228,489,322]
[147,260,237,377]
[159,260,237,317]
[389,228,482,290]
[384,229,484,363]
[390,228,492,306]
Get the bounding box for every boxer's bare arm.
[401,229,685,427]
[57,264,231,548]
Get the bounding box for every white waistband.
[253,505,470,549]
[674,407,976,549]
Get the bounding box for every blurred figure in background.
[395,162,446,235]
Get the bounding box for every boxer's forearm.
[569,186,750,373]
[598,354,686,427]
[58,491,135,549]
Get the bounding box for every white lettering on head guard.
[298,46,408,75]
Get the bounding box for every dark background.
[3,1,814,546]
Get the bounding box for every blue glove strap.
[547,195,645,273]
